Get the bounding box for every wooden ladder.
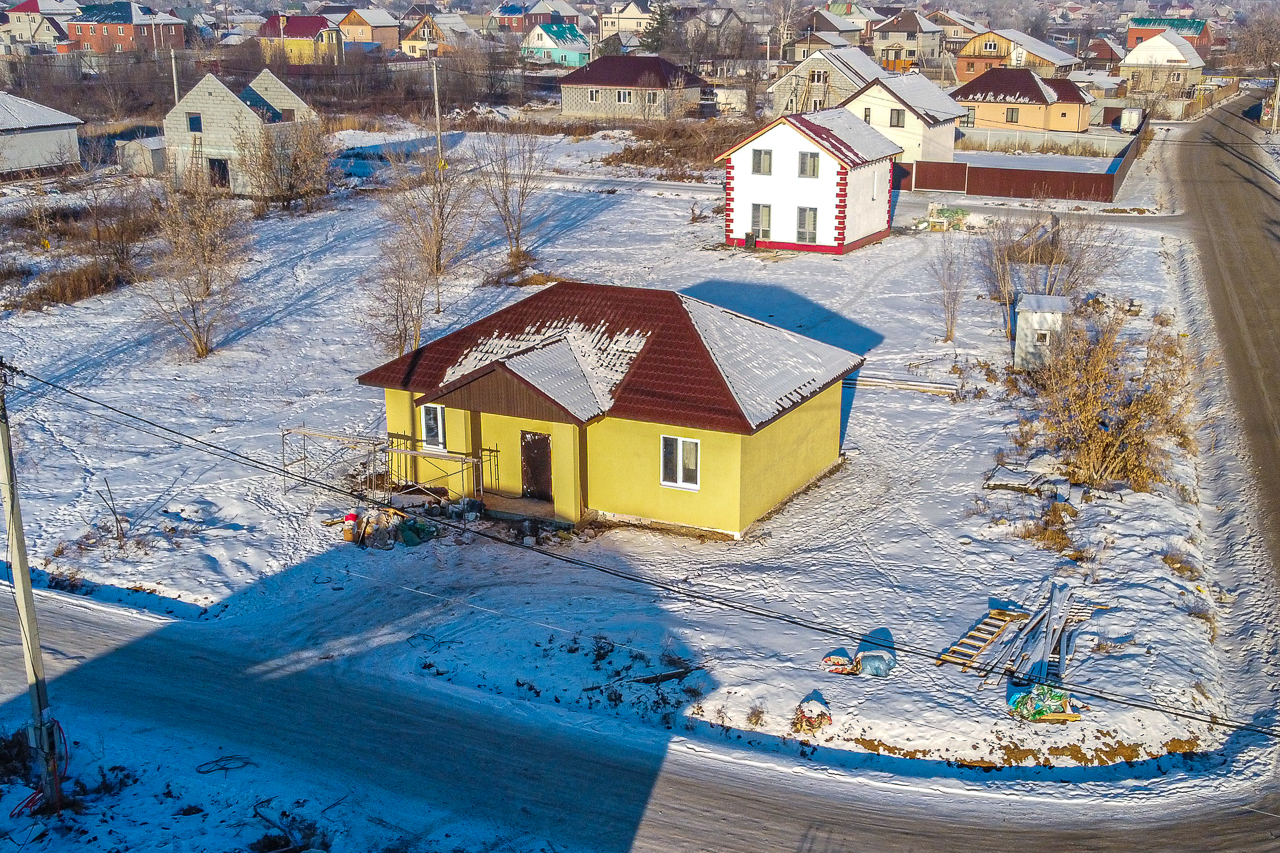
[937,609,1028,671]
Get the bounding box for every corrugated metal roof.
[0,90,81,131]
[786,108,902,167]
[875,10,941,33]
[347,7,397,26]
[262,13,334,38]
[1129,16,1207,33]
[1016,294,1071,314]
[530,21,588,48]
[1123,30,1204,67]
[358,281,861,434]
[992,28,1080,67]
[952,67,1090,105]
[874,74,966,123]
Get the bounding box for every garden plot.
[0,136,1274,818]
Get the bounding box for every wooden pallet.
[936,609,1029,671]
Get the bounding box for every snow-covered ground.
[0,127,1276,849]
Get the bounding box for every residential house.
[163,69,318,195]
[1119,30,1203,94]
[954,29,1081,82]
[951,67,1093,132]
[716,107,900,253]
[558,55,707,120]
[926,8,984,52]
[841,73,964,163]
[1126,16,1211,56]
[871,10,942,72]
[401,9,475,56]
[527,0,581,26]
[259,14,343,63]
[823,2,884,42]
[596,29,639,54]
[782,30,845,63]
[338,8,398,50]
[1081,35,1126,69]
[798,8,859,46]
[0,91,80,174]
[521,21,588,65]
[1,0,77,46]
[66,2,183,53]
[358,280,863,537]
[682,7,746,58]
[767,45,887,116]
[598,0,649,39]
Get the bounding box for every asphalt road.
[1176,92,1280,571]
[2,100,1280,851]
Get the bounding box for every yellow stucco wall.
[476,413,582,523]
[738,384,842,526]
[586,419,744,535]
[384,389,475,500]
[967,101,1089,132]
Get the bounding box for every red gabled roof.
[8,0,41,12]
[358,282,753,434]
[557,55,708,90]
[262,14,332,38]
[952,67,1088,105]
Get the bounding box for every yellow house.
[357,281,864,538]
[951,67,1093,132]
[259,14,343,65]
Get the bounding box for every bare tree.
[975,213,1124,339]
[925,231,967,343]
[366,155,479,355]
[1238,8,1280,69]
[474,131,549,273]
[234,117,332,215]
[1018,308,1192,491]
[148,171,250,358]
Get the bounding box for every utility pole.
[0,359,59,811]
[431,55,445,171]
[1272,64,1279,134]
[171,48,180,107]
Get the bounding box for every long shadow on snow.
[0,537,701,853]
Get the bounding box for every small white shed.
[1013,293,1071,370]
[116,135,167,177]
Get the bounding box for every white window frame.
[983,39,997,51]
[751,203,771,239]
[617,89,633,103]
[798,151,819,178]
[1034,330,1051,346]
[751,148,771,175]
[645,90,658,105]
[420,403,446,449]
[660,435,699,490]
[588,87,600,102]
[797,206,817,243]
[1006,107,1019,123]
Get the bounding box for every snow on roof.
[875,73,966,123]
[69,1,182,24]
[0,90,81,131]
[126,134,165,149]
[934,8,981,30]
[1017,293,1072,314]
[992,28,1080,66]
[812,8,856,31]
[1123,29,1204,67]
[529,21,588,48]
[876,10,941,33]
[952,67,1090,105]
[797,30,848,46]
[1069,70,1124,87]
[822,45,888,86]
[786,107,902,167]
[347,7,397,26]
[679,295,863,428]
[8,0,80,15]
[361,282,862,434]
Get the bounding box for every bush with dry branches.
[1014,308,1193,491]
[474,131,549,274]
[976,212,1124,339]
[147,173,250,359]
[925,231,967,343]
[234,118,332,216]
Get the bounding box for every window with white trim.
[646,90,658,105]
[798,151,819,178]
[889,108,905,127]
[751,203,771,239]
[751,148,771,174]
[617,89,632,103]
[660,436,699,489]
[863,107,871,123]
[983,38,997,51]
[1034,330,1051,346]
[420,404,446,449]
[588,88,600,101]
[1170,71,1182,82]
[961,106,975,127]
[796,206,817,243]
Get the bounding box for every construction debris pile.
[938,582,1100,723]
[340,509,442,550]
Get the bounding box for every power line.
[5,362,1279,739]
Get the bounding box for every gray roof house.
[0,92,81,175]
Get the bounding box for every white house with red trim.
[715,109,900,254]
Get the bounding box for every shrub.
[16,261,123,310]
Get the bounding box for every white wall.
[844,87,956,164]
[0,125,79,173]
[727,120,889,250]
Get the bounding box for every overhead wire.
[5,362,1280,739]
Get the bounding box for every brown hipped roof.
[357,281,863,435]
[951,67,1089,105]
[557,55,708,89]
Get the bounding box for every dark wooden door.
[520,432,553,502]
